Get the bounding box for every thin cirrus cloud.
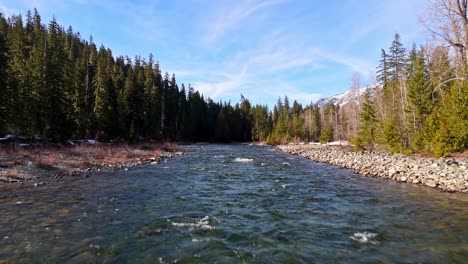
[1,0,428,107]
[203,0,287,44]
[0,3,18,17]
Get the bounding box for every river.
[0,144,467,263]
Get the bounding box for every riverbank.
[0,142,182,185]
[277,144,468,193]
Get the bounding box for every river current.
[0,144,467,263]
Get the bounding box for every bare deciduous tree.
[421,0,468,71]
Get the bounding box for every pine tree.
[377,49,389,88]
[270,97,288,143]
[310,104,321,142]
[6,14,28,135]
[251,104,271,141]
[378,33,409,151]
[215,107,230,142]
[72,53,88,138]
[133,56,145,140]
[431,80,468,157]
[240,94,252,141]
[0,13,9,134]
[123,65,137,141]
[93,46,118,140]
[406,45,431,149]
[43,18,73,141]
[177,84,188,141]
[356,89,377,151]
[291,100,304,140]
[143,54,161,138]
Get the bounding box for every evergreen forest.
[0,8,466,157]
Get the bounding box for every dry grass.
[37,154,58,169]
[5,169,21,179]
[0,142,176,179]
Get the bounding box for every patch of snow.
[85,139,96,144]
[327,140,352,146]
[0,134,15,141]
[316,84,380,108]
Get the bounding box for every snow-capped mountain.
[315,84,379,109]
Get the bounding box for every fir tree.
[356,89,377,151]
[406,45,431,149]
[93,46,118,140]
[43,18,73,141]
[0,14,9,133]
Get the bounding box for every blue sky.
[1,0,429,107]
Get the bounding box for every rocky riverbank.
[0,143,183,186]
[277,144,468,193]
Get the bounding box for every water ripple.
[0,144,467,263]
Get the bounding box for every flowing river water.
[0,144,467,263]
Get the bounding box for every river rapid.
[0,144,467,263]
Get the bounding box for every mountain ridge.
[315,84,379,109]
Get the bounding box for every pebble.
[277,145,468,193]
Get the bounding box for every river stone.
[425,180,437,188]
[276,144,467,193]
[456,180,466,190]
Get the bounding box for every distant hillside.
[316,84,379,109]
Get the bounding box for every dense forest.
[0,9,267,143]
[267,31,468,157]
[0,2,467,157]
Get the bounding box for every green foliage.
[429,81,468,157]
[357,90,377,151]
[320,126,334,143]
[383,119,402,153]
[406,45,431,150]
[93,46,118,140]
[351,136,365,152]
[0,9,466,157]
[291,100,304,139]
[251,104,270,141]
[269,97,290,144]
[0,14,9,134]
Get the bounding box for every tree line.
[257,0,468,157]
[265,32,467,157]
[0,10,270,143]
[0,2,466,157]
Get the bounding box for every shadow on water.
[0,144,467,263]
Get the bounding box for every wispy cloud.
[203,0,286,44]
[3,0,427,107]
[185,28,374,105]
[315,49,373,76]
[0,3,19,16]
[194,64,249,99]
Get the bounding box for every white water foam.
[234,158,253,162]
[171,216,218,231]
[350,232,379,244]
